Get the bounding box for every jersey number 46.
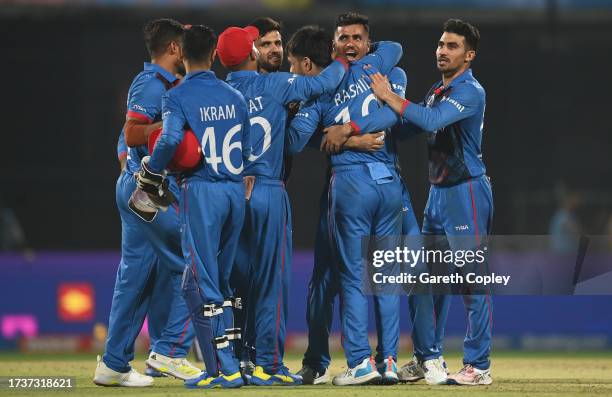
[201,124,243,175]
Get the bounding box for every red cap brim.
[244,25,260,41]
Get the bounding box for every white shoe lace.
[342,367,354,377]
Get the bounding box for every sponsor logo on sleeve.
[441,96,465,112]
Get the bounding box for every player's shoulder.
[262,71,297,89]
[454,76,485,103]
[216,79,249,108]
[389,66,407,81]
[130,70,166,96]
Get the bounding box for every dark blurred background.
[2,0,612,250]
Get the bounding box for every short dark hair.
[143,18,184,58]
[443,19,480,51]
[335,12,369,33]
[182,25,217,63]
[286,25,333,68]
[248,17,282,38]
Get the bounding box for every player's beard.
[258,55,282,73]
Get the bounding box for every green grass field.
[2,351,612,396]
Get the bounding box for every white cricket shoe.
[332,357,381,386]
[398,356,424,382]
[145,352,202,380]
[93,355,154,387]
[297,365,330,385]
[447,364,492,385]
[423,357,449,385]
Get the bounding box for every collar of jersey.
[226,70,258,81]
[143,62,178,84]
[442,68,473,89]
[184,70,216,80]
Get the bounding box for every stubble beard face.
[259,58,282,73]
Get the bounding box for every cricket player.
[287,12,405,386]
[217,24,348,385]
[117,129,191,380]
[247,17,296,184]
[367,19,493,386]
[249,17,284,73]
[94,19,198,387]
[229,16,285,376]
[283,25,418,385]
[139,24,251,389]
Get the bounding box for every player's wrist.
[379,88,394,103]
[400,99,411,114]
[348,121,361,136]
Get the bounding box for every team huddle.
[94,12,494,389]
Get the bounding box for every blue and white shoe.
[250,365,303,386]
[376,356,399,385]
[184,370,244,389]
[332,357,382,386]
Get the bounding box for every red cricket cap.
[217,26,260,67]
[148,127,202,171]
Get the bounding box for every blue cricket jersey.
[350,66,407,136]
[225,59,347,179]
[124,62,179,175]
[401,68,486,185]
[149,70,251,183]
[287,66,407,154]
[287,41,403,166]
[117,128,127,162]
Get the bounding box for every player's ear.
[169,40,180,56]
[304,57,312,73]
[250,46,259,61]
[210,48,217,65]
[465,50,476,63]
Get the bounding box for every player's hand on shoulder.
[364,69,393,102]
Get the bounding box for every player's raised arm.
[268,58,348,105]
[359,41,403,75]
